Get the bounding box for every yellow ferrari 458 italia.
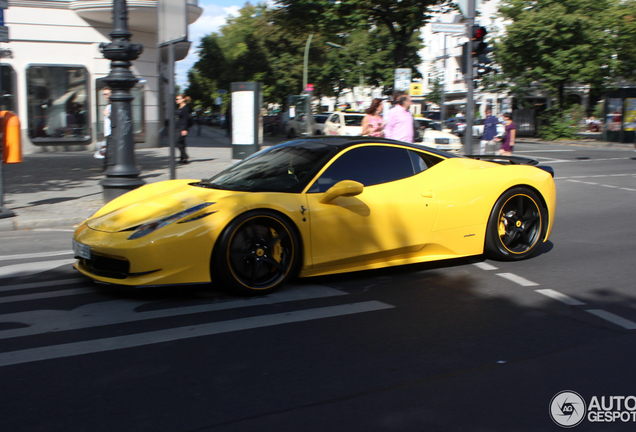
[73,137,556,295]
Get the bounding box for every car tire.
[485,187,546,261]
[213,211,301,295]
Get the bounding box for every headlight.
[450,138,461,144]
[127,202,215,240]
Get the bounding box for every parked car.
[313,114,330,135]
[414,118,463,154]
[472,118,506,138]
[322,112,365,136]
[444,116,467,136]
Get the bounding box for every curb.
[0,216,85,232]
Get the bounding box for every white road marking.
[515,150,575,153]
[600,184,619,188]
[0,288,95,304]
[0,250,73,262]
[473,262,498,271]
[586,310,636,330]
[0,259,76,279]
[0,278,85,293]
[0,285,349,340]
[620,188,636,192]
[535,289,586,306]
[0,301,395,367]
[496,273,539,287]
[32,228,76,233]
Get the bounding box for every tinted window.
[314,115,328,124]
[203,142,337,193]
[329,114,340,124]
[309,146,416,193]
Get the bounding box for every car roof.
[275,136,460,159]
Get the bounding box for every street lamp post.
[99,0,145,202]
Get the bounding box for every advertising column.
[231,82,262,159]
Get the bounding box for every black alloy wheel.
[214,211,300,295]
[485,187,546,260]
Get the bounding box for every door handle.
[421,191,434,198]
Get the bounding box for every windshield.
[200,141,337,193]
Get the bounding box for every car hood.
[86,180,240,233]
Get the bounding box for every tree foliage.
[496,0,618,110]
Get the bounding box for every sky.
[175,0,243,89]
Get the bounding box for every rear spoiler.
[465,155,554,177]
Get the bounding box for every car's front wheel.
[485,187,546,260]
[213,211,300,295]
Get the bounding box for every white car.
[472,118,506,138]
[414,118,463,154]
[323,112,365,136]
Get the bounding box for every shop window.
[26,65,91,143]
[0,65,17,112]
[95,78,146,143]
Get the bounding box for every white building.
[2,0,201,154]
[418,0,509,119]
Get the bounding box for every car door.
[324,113,342,136]
[305,145,440,269]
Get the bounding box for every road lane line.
[0,251,73,262]
[0,278,85,293]
[600,184,618,188]
[0,259,76,279]
[620,188,636,192]
[586,310,636,330]
[535,289,586,306]
[473,263,498,271]
[0,301,395,367]
[496,273,539,287]
[0,285,349,340]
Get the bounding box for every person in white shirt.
[94,88,111,161]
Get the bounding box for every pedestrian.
[175,94,191,164]
[384,91,414,143]
[361,98,385,137]
[479,108,498,155]
[94,87,111,164]
[497,112,516,156]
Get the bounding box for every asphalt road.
[0,142,635,432]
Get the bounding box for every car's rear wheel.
[214,211,300,295]
[485,187,546,260]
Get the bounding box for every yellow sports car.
[73,137,556,295]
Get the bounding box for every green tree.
[273,0,452,81]
[497,0,617,111]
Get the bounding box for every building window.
[27,65,91,143]
[95,78,146,142]
[0,65,17,112]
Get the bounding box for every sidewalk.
[0,128,631,232]
[0,126,287,232]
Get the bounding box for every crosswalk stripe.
[0,259,76,279]
[0,285,349,340]
[0,288,95,304]
[0,278,85,293]
[0,250,73,262]
[0,301,394,367]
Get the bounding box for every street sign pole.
[0,0,15,218]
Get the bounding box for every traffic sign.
[431,23,465,34]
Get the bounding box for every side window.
[309,146,416,193]
[329,114,340,124]
[408,150,443,174]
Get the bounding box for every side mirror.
[319,180,364,204]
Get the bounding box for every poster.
[623,98,636,131]
[231,91,254,145]
[607,98,622,132]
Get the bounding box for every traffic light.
[471,25,488,57]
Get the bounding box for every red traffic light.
[472,25,487,42]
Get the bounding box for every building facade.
[2,0,201,154]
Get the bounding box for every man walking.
[384,91,414,143]
[480,109,498,155]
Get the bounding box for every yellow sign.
[410,83,423,96]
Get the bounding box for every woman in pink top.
[361,98,385,137]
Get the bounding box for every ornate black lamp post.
[99,0,145,202]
